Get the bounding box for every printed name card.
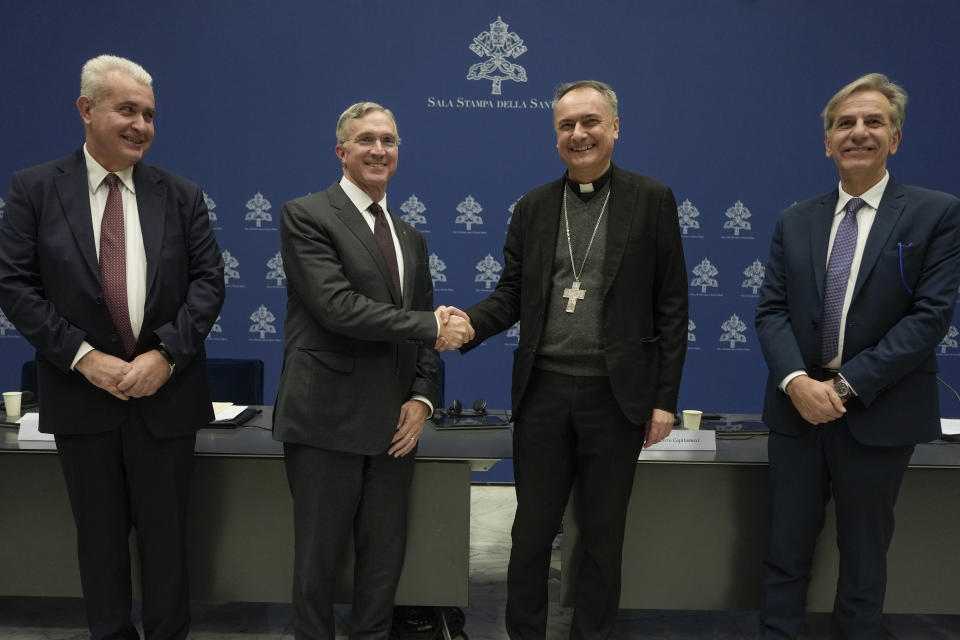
[642,429,716,452]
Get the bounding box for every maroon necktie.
[100,174,136,356]
[369,202,402,302]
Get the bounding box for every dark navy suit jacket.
[756,179,960,446]
[0,149,225,437]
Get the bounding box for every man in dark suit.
[0,55,225,639]
[273,102,472,640]
[458,80,688,639]
[755,73,960,639]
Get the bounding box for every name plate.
[642,428,716,451]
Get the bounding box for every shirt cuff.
[71,341,95,370]
[410,394,434,416]
[780,370,807,393]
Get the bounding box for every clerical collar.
[566,166,613,202]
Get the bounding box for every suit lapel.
[328,183,402,306]
[852,180,907,301]
[536,179,564,297]
[601,167,635,296]
[135,163,167,299]
[809,190,838,304]
[53,151,99,281]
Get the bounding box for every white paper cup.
[3,392,23,420]
[682,409,702,430]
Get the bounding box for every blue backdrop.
[2,0,960,417]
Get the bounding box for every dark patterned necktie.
[369,202,402,302]
[820,197,865,363]
[100,174,136,356]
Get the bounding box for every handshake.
[434,305,475,352]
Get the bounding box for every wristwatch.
[157,343,176,376]
[833,377,852,399]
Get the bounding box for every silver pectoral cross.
[562,280,586,313]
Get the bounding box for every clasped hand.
[75,349,172,400]
[434,305,475,351]
[784,375,846,425]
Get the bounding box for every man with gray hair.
[458,80,688,638]
[756,73,960,638]
[273,101,472,639]
[0,54,225,639]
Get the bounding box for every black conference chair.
[206,358,264,405]
[20,357,264,405]
[20,360,37,396]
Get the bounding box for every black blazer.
[0,149,225,436]
[756,179,960,446]
[463,165,688,425]
[272,182,439,455]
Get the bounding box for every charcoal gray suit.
[274,181,440,639]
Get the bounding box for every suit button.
[110,334,119,342]
[95,297,104,305]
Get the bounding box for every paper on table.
[17,413,54,441]
[212,402,234,415]
[941,418,960,436]
[214,405,248,421]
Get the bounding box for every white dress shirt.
[338,176,436,413]
[71,145,147,368]
[780,171,890,392]
[823,172,889,370]
[339,177,405,295]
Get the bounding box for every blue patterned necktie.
[820,197,865,364]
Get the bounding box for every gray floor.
[1,485,958,639]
